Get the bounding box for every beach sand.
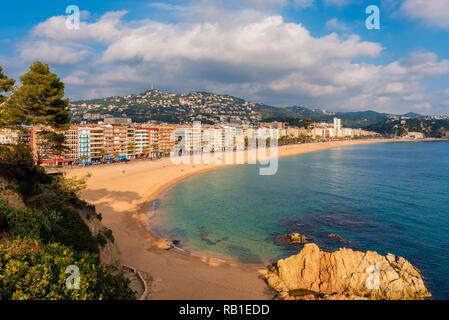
[69,139,392,300]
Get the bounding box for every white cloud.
[32,11,128,43]
[403,93,426,101]
[14,3,449,115]
[19,41,89,64]
[401,0,449,29]
[325,18,350,32]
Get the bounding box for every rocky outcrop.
[82,210,121,268]
[265,243,431,300]
[286,233,307,244]
[328,233,344,240]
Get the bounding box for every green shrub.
[43,207,99,255]
[0,238,135,300]
[0,200,98,255]
[0,200,51,239]
[0,144,49,199]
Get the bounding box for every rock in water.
[328,233,344,240]
[265,243,431,300]
[286,233,306,244]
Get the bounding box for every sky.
[1,0,449,115]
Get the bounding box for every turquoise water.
[151,142,449,299]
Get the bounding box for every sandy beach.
[69,139,393,300]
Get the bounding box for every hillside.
[0,144,136,299]
[366,118,449,138]
[367,118,449,138]
[287,106,397,128]
[69,90,296,124]
[69,89,428,130]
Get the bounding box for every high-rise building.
[135,128,149,157]
[90,126,104,161]
[158,126,176,156]
[192,121,202,152]
[148,128,159,158]
[63,125,79,164]
[78,127,91,163]
[126,126,136,159]
[334,118,342,137]
[103,125,127,160]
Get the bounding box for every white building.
[135,129,149,155]
[192,121,202,152]
[334,118,342,137]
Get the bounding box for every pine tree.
[0,66,15,104]
[1,62,70,130]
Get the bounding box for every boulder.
[286,233,306,244]
[328,233,344,240]
[265,243,431,300]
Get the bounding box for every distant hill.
[69,90,296,125]
[285,106,424,128]
[69,89,425,128]
[285,106,389,128]
[403,112,422,119]
[365,118,449,138]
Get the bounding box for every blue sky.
[1,0,449,115]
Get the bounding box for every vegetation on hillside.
[0,62,135,300]
[286,106,391,128]
[0,238,134,300]
[366,119,449,138]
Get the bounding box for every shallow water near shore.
[151,142,449,299]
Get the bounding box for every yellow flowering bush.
[0,239,135,300]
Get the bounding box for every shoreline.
[68,138,406,299]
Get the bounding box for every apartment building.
[158,126,176,156]
[192,121,202,152]
[135,128,149,156]
[90,126,104,161]
[148,128,159,158]
[126,126,136,159]
[78,127,91,162]
[103,125,127,160]
[63,126,79,164]
[222,126,236,151]
[334,117,342,137]
[114,126,128,160]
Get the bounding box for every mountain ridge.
[69,89,422,128]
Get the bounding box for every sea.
[150,141,449,299]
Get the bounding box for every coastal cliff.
[265,243,431,300]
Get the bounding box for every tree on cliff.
[0,62,70,129]
[0,66,15,104]
[0,62,71,162]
